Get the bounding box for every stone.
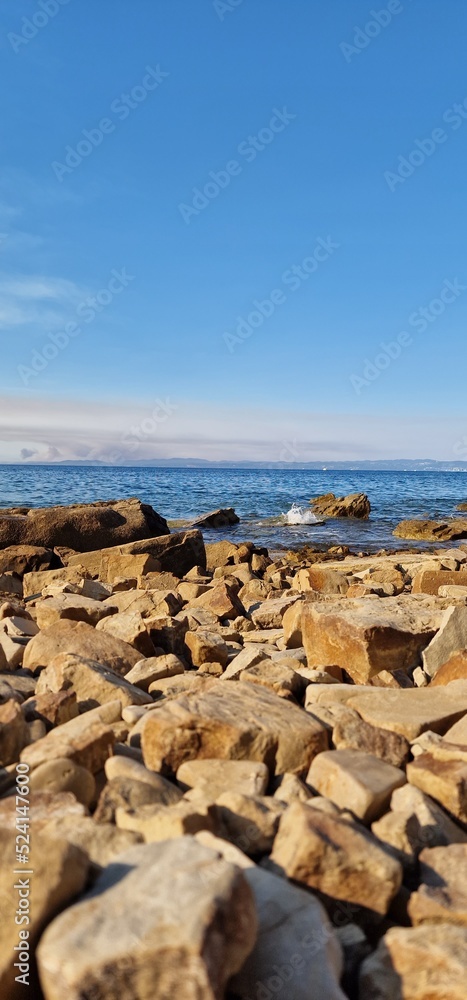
[125,653,185,690]
[118,799,217,841]
[40,813,142,868]
[251,594,303,629]
[29,757,95,807]
[138,570,181,590]
[0,699,29,765]
[310,492,371,519]
[220,644,268,680]
[0,789,86,831]
[37,838,256,999]
[33,593,116,629]
[35,653,152,711]
[145,614,187,655]
[331,705,410,767]
[141,681,328,777]
[102,552,160,584]
[408,844,467,926]
[270,801,402,916]
[0,573,22,596]
[307,749,406,823]
[346,680,467,740]
[94,774,181,823]
[375,783,467,857]
[23,689,78,727]
[191,507,239,528]
[359,924,467,999]
[407,753,467,824]
[0,544,54,576]
[298,566,350,595]
[22,565,90,599]
[395,518,467,541]
[68,528,206,578]
[95,610,157,656]
[215,792,284,854]
[176,758,269,798]
[239,660,305,700]
[20,700,121,773]
[439,584,467,599]
[0,828,88,1000]
[431,650,467,685]
[23,619,141,675]
[229,867,346,1000]
[413,568,467,595]
[185,629,229,668]
[423,606,467,677]
[104,754,181,792]
[189,581,245,619]
[0,497,169,553]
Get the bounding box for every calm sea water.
[1,466,466,553]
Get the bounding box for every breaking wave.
[281,503,323,525]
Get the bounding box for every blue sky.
[1,0,467,463]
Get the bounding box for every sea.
[1,466,466,554]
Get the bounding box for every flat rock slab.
[394,518,467,541]
[270,801,402,916]
[177,759,269,798]
[141,680,328,777]
[23,619,141,675]
[301,596,443,683]
[307,749,406,824]
[359,924,467,999]
[37,837,257,1000]
[346,680,467,741]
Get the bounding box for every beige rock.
[177,758,268,798]
[94,773,181,823]
[444,713,467,742]
[0,543,54,577]
[423,606,467,677]
[22,565,89,599]
[125,653,184,689]
[40,812,141,868]
[141,681,328,777]
[185,629,229,668]
[240,659,304,700]
[116,799,218,841]
[331,704,410,767]
[413,568,467,595]
[144,614,188,655]
[273,771,312,804]
[23,619,141,675]
[270,801,402,915]
[0,699,29,765]
[310,491,370,519]
[215,791,284,854]
[299,565,350,595]
[302,596,441,683]
[408,844,467,926]
[33,593,115,629]
[431,650,467,685]
[307,749,406,823]
[189,581,245,619]
[37,838,256,999]
[407,753,467,823]
[204,539,240,570]
[35,652,152,710]
[95,609,157,656]
[394,517,467,541]
[359,923,467,999]
[20,700,121,773]
[138,570,181,590]
[372,783,467,863]
[0,827,88,1000]
[282,598,306,648]
[251,594,303,629]
[221,644,268,680]
[29,757,95,806]
[0,789,86,832]
[346,680,467,740]
[23,689,78,727]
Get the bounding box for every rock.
[20,700,121,773]
[0,497,169,552]
[125,653,185,690]
[141,680,328,777]
[346,680,467,740]
[33,593,115,629]
[185,629,229,668]
[310,492,371,519]
[221,644,269,680]
[413,568,467,595]
[23,689,78,727]
[423,606,467,677]
[22,565,90,599]
[270,801,402,916]
[37,838,257,1000]
[0,573,22,596]
[0,789,86,831]
[138,570,181,590]
[439,584,467,598]
[394,518,467,541]
[239,659,304,701]
[251,594,303,629]
[95,610,157,656]
[307,749,406,823]
[296,565,350,595]
[68,528,206,578]
[0,699,29,764]
[407,752,467,824]
[94,774,181,823]
[118,799,217,841]
[29,757,95,806]
[191,507,239,528]
[273,771,312,804]
[23,620,141,675]
[229,867,346,1000]
[177,758,269,798]
[431,650,467,685]
[359,924,467,999]
[0,544,54,576]
[35,653,152,710]
[204,539,240,571]
[102,552,160,585]
[302,596,441,683]
[40,813,142,868]
[189,581,245,619]
[408,844,467,926]
[331,705,410,767]
[0,828,89,1000]
[145,614,188,655]
[215,791,284,854]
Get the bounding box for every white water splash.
[282,503,323,525]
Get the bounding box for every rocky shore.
[1,497,467,998]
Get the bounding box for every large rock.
[0,544,54,576]
[270,801,402,916]
[229,867,346,1000]
[141,680,328,777]
[413,568,467,595]
[35,653,152,711]
[307,749,406,824]
[0,498,168,552]
[346,680,467,741]
[408,844,467,926]
[37,838,257,1000]
[302,596,441,683]
[422,606,467,677]
[394,518,467,541]
[310,492,371,519]
[23,620,141,675]
[407,752,467,824]
[432,650,467,685]
[359,924,467,999]
[68,529,205,578]
[191,508,239,528]
[20,700,121,773]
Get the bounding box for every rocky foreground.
[1,499,467,998]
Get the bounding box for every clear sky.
[1,0,467,464]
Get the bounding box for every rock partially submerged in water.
[310,492,371,519]
[191,507,239,528]
[394,518,467,541]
